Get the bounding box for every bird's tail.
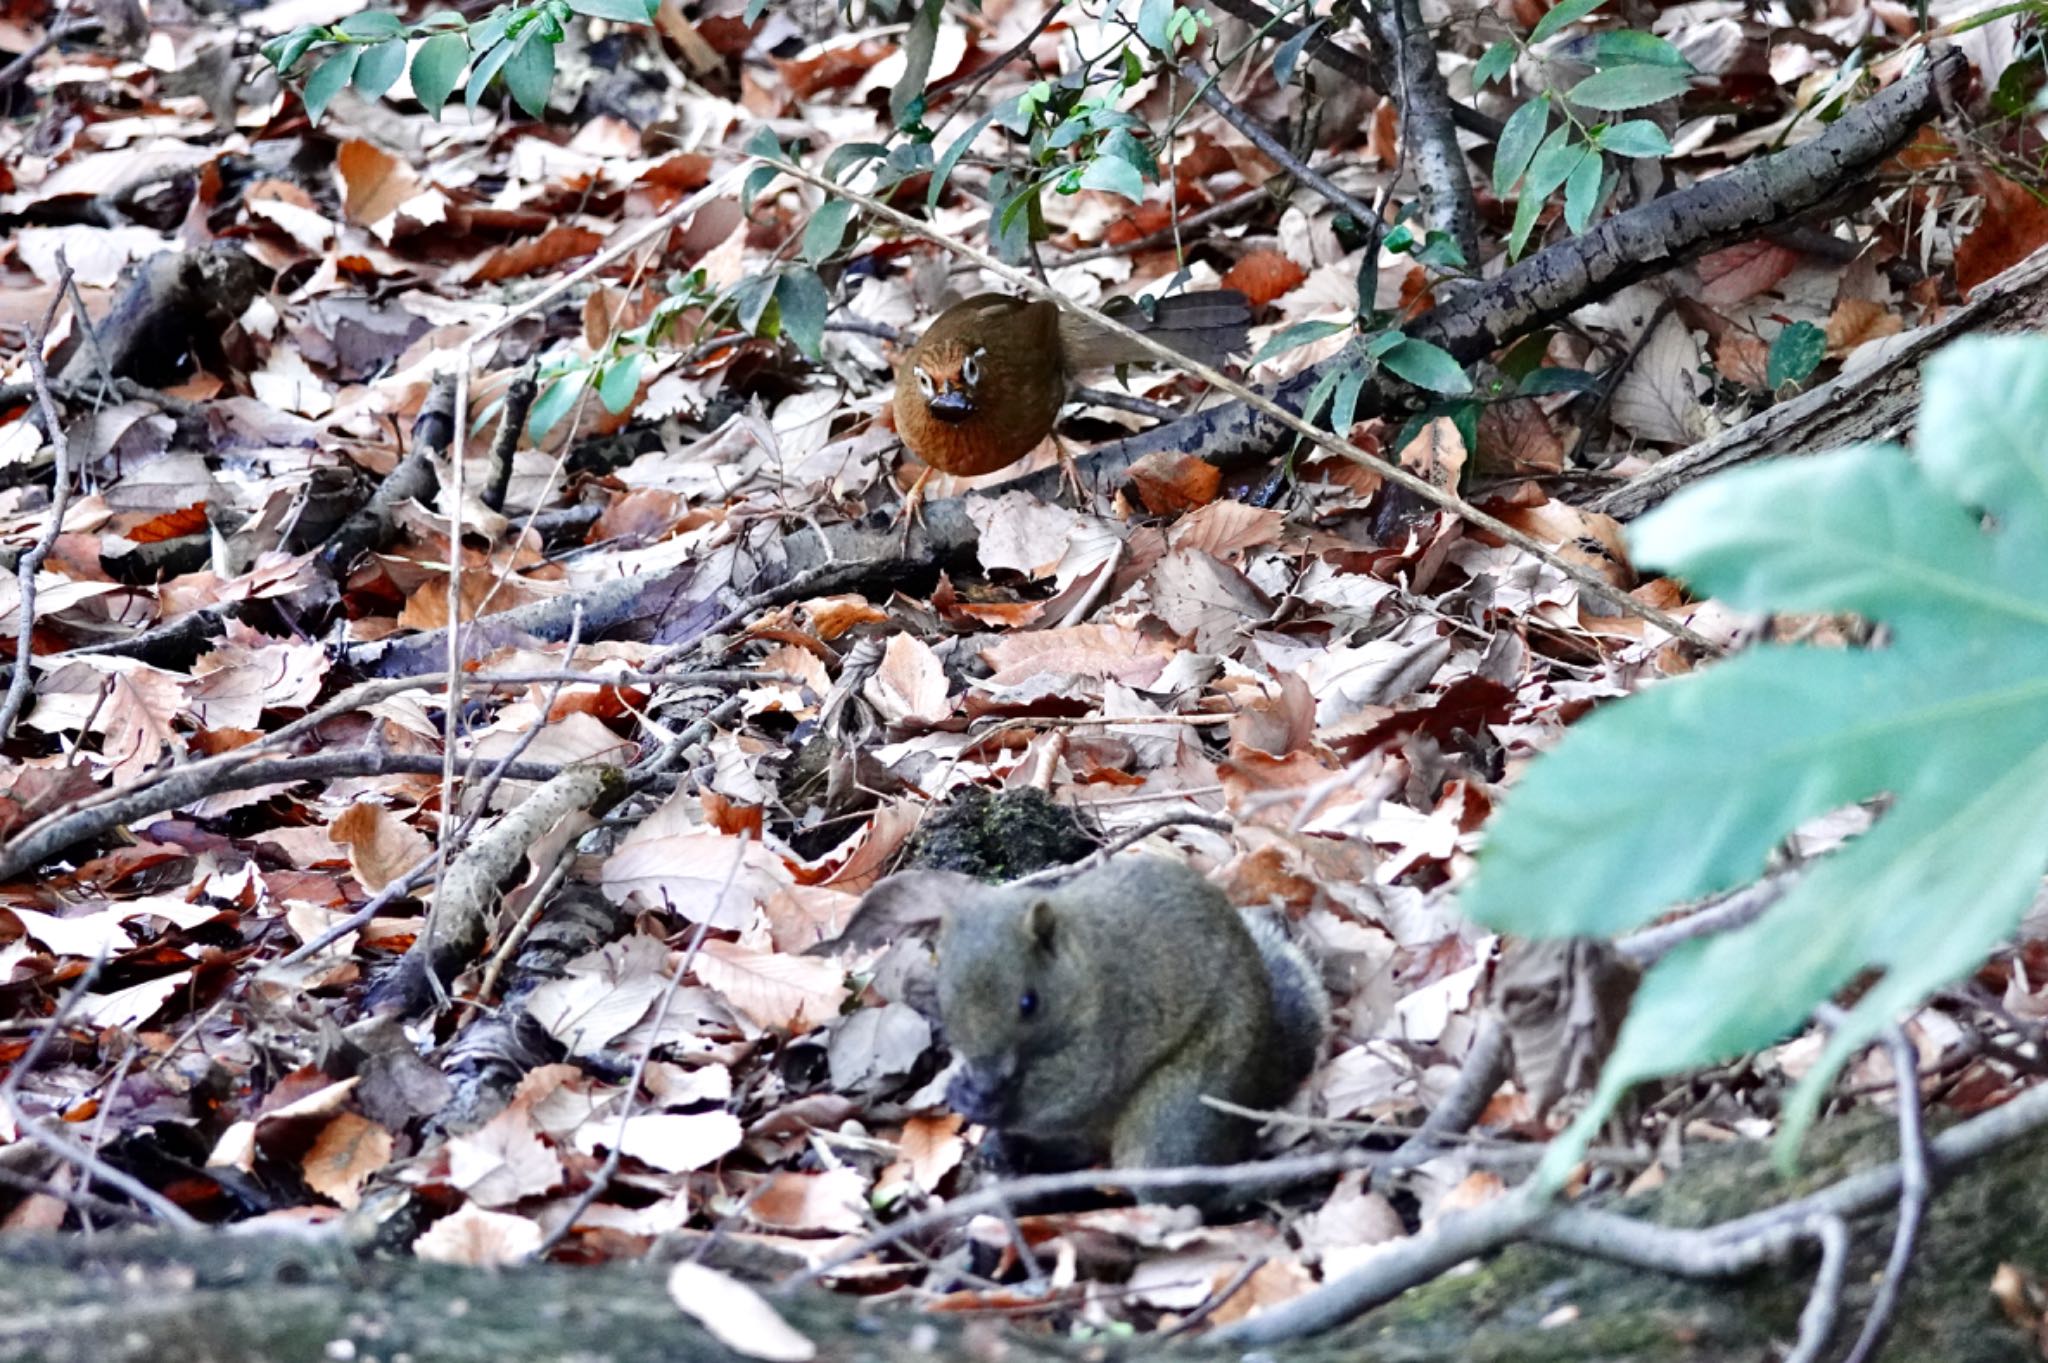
[1056,289,1252,372]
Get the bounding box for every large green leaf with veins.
[1461,336,2048,1184]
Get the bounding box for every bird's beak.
[926,390,974,423]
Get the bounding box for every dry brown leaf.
[860,633,950,727]
[302,1112,394,1210]
[328,803,433,893]
[744,1168,868,1234]
[606,1110,744,1172]
[979,622,1176,689]
[692,940,847,1034]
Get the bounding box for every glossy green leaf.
[567,0,659,21]
[501,28,555,117]
[1273,18,1327,83]
[824,141,889,179]
[1517,365,1602,395]
[465,37,516,111]
[1507,127,1585,257]
[1474,39,1516,87]
[597,353,644,414]
[1467,335,2048,1184]
[527,372,585,439]
[1562,142,1604,231]
[409,32,469,117]
[929,108,996,208]
[1250,319,1348,366]
[1528,0,1607,44]
[338,9,404,38]
[1567,64,1693,110]
[1765,320,1825,389]
[802,198,854,264]
[302,45,361,122]
[775,269,829,358]
[1379,337,1472,395]
[1136,0,1174,51]
[889,0,943,128]
[1592,30,1691,69]
[1492,93,1551,196]
[352,37,407,100]
[1077,155,1145,203]
[263,26,322,74]
[1594,118,1672,158]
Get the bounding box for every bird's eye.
[916,369,935,397]
[962,351,983,387]
[1018,990,1039,1019]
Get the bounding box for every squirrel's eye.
[1018,990,1039,1019]
[916,370,934,397]
[962,351,982,386]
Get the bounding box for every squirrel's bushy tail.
[1243,913,1329,1088]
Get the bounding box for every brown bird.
[892,290,1252,504]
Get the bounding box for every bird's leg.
[895,464,933,548]
[1052,434,1090,507]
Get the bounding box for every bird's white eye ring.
[916,369,935,397]
[962,350,982,387]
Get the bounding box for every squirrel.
[928,856,1328,1182]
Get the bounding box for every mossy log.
[2,1107,2041,1363]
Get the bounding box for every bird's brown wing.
[1057,289,1252,371]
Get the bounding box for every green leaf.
[1507,127,1585,257]
[802,198,854,263]
[1592,30,1691,69]
[1077,155,1145,203]
[1517,365,1602,395]
[1562,142,1604,232]
[501,28,556,117]
[824,141,890,179]
[1765,320,1826,389]
[732,274,777,336]
[596,353,644,414]
[1379,337,1472,395]
[302,46,361,122]
[1528,0,1607,44]
[1272,17,1326,83]
[1466,334,2048,1183]
[410,32,469,117]
[1250,319,1348,366]
[890,0,944,129]
[527,372,586,440]
[465,37,516,111]
[930,108,997,209]
[352,37,408,100]
[338,9,404,38]
[1594,118,1672,158]
[1474,39,1516,88]
[1136,0,1174,50]
[1492,93,1551,196]
[567,0,659,20]
[743,0,771,22]
[1329,362,1369,434]
[775,269,828,359]
[1567,64,1694,110]
[263,26,322,75]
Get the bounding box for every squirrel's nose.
[926,390,974,423]
[947,1058,1012,1123]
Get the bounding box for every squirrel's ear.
[1024,898,1057,952]
[805,870,979,956]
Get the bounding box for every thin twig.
[757,154,1715,651]
[0,270,78,740]
[1184,61,1378,224]
[1834,1019,1932,1363]
[1160,1253,1268,1339]
[1009,812,1235,887]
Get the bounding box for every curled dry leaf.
[413,1204,544,1266]
[667,1261,817,1362]
[327,803,433,893]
